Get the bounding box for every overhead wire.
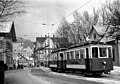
[51,0,92,35]
[16,0,92,36]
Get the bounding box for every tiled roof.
[0,21,13,33]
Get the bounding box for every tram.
[48,42,113,76]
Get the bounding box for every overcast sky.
[14,0,107,42]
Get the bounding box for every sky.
[14,0,107,42]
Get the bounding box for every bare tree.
[55,18,71,46]
[100,0,120,39]
[0,0,26,21]
[72,10,99,42]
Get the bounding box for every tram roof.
[51,48,67,53]
[51,41,110,53]
[68,41,107,49]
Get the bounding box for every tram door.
[85,48,90,70]
[58,53,66,70]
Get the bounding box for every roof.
[0,21,16,42]
[19,56,29,61]
[89,25,115,43]
[51,48,67,53]
[68,41,107,49]
[0,22,13,33]
[36,37,47,44]
[93,25,108,36]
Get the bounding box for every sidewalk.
[111,66,120,75]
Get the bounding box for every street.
[5,68,50,84]
[5,67,102,84]
[5,67,119,84]
[31,67,120,84]
[5,67,120,84]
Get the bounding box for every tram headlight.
[102,60,106,65]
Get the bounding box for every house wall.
[108,40,120,66]
[0,36,13,69]
[18,57,28,67]
[88,29,101,41]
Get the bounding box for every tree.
[72,10,99,42]
[100,0,120,39]
[55,18,71,46]
[0,0,26,21]
[55,9,100,45]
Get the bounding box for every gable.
[19,56,28,61]
[0,21,16,42]
[87,26,109,41]
[0,22,12,33]
[43,37,54,48]
[36,37,46,44]
[86,26,99,41]
[93,26,107,36]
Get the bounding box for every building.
[35,35,67,66]
[18,56,29,67]
[13,42,23,69]
[22,47,33,58]
[22,47,34,67]
[0,21,16,69]
[87,25,120,66]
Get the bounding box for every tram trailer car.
[49,43,113,76]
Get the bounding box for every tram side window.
[99,47,107,57]
[60,53,63,60]
[108,47,112,58]
[55,55,56,61]
[112,48,115,61]
[75,50,79,59]
[64,52,66,60]
[92,47,98,58]
[86,48,89,58]
[80,49,85,59]
[53,55,55,61]
[67,52,70,60]
[70,51,74,59]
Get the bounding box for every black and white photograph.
[0,0,120,84]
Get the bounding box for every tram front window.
[99,47,107,57]
[108,47,112,58]
[92,47,98,58]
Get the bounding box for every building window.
[94,33,97,39]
